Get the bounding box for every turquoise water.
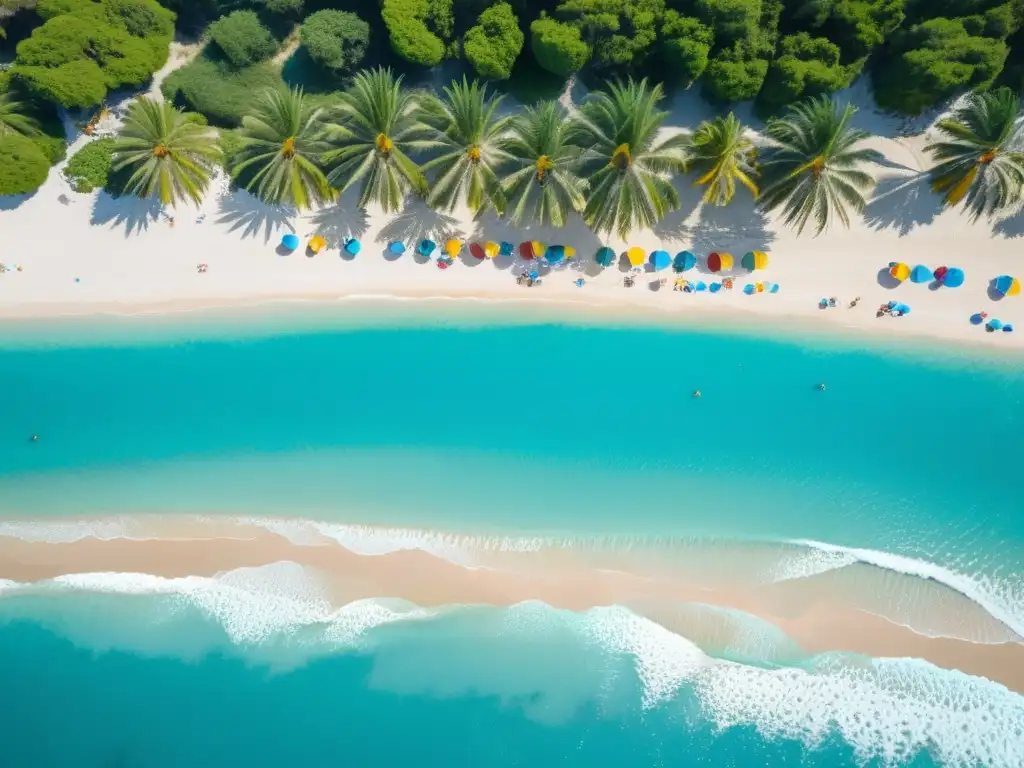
[1,311,1023,766]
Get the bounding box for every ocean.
[0,305,1022,767]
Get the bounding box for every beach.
[3,71,1024,768]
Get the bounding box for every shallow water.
[1,310,1022,766]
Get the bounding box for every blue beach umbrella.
[769,283,779,293]
[709,282,722,293]
[344,239,361,256]
[500,241,515,257]
[388,241,406,255]
[528,270,539,280]
[988,319,1004,330]
[546,244,566,264]
[743,284,755,295]
[673,251,697,273]
[894,303,911,314]
[650,250,671,271]
[280,233,300,251]
[695,281,707,292]
[943,267,965,287]
[1004,324,1015,332]
[970,312,986,325]
[418,239,437,258]
[595,246,616,267]
[909,265,932,283]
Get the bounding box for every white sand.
[1,72,1022,350]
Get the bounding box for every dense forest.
[1,0,1024,227]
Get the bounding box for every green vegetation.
[759,96,878,235]
[574,78,687,238]
[381,0,453,67]
[11,0,173,108]
[660,12,714,85]
[464,3,524,81]
[0,90,42,138]
[233,87,333,209]
[550,0,663,74]
[300,10,370,75]
[687,113,758,205]
[927,87,1024,219]
[757,33,850,114]
[419,77,510,214]
[502,101,587,226]
[162,55,283,127]
[63,138,116,192]
[112,97,221,205]
[208,10,278,68]
[530,17,591,77]
[321,68,428,212]
[0,133,50,195]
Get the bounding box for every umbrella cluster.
[888,262,965,288]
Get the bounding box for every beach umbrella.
[673,251,696,272]
[626,247,646,267]
[910,264,932,283]
[344,238,361,256]
[499,241,514,257]
[531,240,546,258]
[993,275,1021,297]
[770,283,779,293]
[934,266,948,282]
[650,250,671,271]
[695,281,707,292]
[970,312,988,325]
[595,247,616,267]
[470,243,486,259]
[743,284,755,295]
[388,241,406,255]
[1004,324,1015,333]
[756,282,765,293]
[707,252,734,272]
[445,239,462,258]
[281,233,300,251]
[307,235,326,254]
[546,244,566,264]
[988,319,1004,330]
[889,262,910,281]
[895,303,911,314]
[519,242,535,260]
[943,267,965,288]
[709,282,722,293]
[484,241,500,258]
[418,239,437,257]
[741,251,769,271]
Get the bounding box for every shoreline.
[2,290,1022,364]
[2,529,1023,692]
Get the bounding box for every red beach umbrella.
[934,266,949,282]
[519,242,535,260]
[470,243,485,259]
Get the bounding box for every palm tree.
[927,88,1024,221]
[0,90,41,138]
[758,96,878,236]
[232,87,332,210]
[573,78,688,240]
[320,68,428,212]
[112,97,220,206]
[418,77,511,216]
[688,113,758,206]
[502,101,588,227]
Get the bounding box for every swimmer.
[30,434,39,442]
[817,383,826,391]
[693,390,701,398]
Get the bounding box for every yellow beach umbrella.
[308,235,326,254]
[889,262,911,281]
[626,247,646,267]
[565,246,576,259]
[445,239,462,257]
[484,241,500,258]
[529,240,547,258]
[755,281,765,293]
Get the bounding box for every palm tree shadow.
[216,190,296,243]
[469,210,603,274]
[993,208,1024,238]
[90,192,162,237]
[378,199,463,249]
[308,188,370,248]
[864,172,943,236]
[652,179,705,241]
[690,196,775,255]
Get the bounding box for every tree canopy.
[300,9,370,74]
[208,10,278,68]
[381,0,453,67]
[464,3,524,81]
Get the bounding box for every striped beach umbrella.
[650,250,671,270]
[741,251,768,271]
[993,275,1021,297]
[595,247,616,267]
[707,252,733,272]
[889,262,911,281]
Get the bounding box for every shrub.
[162,54,283,127]
[62,137,115,192]
[0,133,51,195]
[11,0,173,108]
[551,0,663,73]
[464,3,524,80]
[300,9,370,74]
[703,43,769,101]
[660,12,714,84]
[873,17,1008,113]
[381,0,453,67]
[259,0,302,16]
[208,10,277,68]
[757,33,850,113]
[530,16,590,76]
[693,0,762,48]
